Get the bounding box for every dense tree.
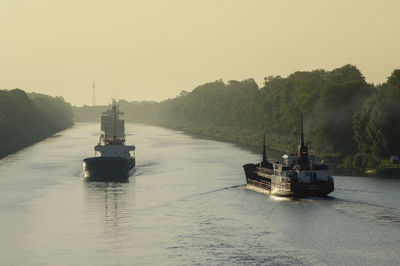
[73,65,398,168]
[353,69,400,157]
[0,89,73,158]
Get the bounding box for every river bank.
[145,121,400,178]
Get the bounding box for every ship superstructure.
[243,115,334,197]
[83,100,135,181]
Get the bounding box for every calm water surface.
[1,123,399,265]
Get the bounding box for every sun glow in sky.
[1,0,399,105]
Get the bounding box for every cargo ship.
[243,115,334,197]
[83,100,135,181]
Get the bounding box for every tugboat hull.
[289,180,334,197]
[83,157,135,181]
[243,163,271,191]
[269,181,334,197]
[243,164,334,197]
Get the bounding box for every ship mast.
[92,82,96,106]
[113,99,117,141]
[260,131,271,168]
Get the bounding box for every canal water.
[1,123,399,265]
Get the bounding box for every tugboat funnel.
[262,131,267,163]
[300,113,304,147]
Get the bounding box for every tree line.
[0,89,73,158]
[73,65,400,169]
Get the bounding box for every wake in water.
[331,196,400,227]
[244,184,400,227]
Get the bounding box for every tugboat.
[243,115,334,197]
[83,100,135,181]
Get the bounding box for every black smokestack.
[300,113,304,147]
[262,131,267,162]
[297,113,309,169]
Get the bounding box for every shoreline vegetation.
[0,89,73,159]
[73,64,400,177]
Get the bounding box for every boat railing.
[247,179,271,190]
[257,167,274,175]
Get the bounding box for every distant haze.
[1,0,399,106]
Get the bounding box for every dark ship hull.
[243,163,334,197]
[83,156,135,181]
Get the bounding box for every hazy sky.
[1,0,399,106]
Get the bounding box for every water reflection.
[84,180,135,246]
[269,195,294,202]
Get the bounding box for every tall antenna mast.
[92,82,96,106]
